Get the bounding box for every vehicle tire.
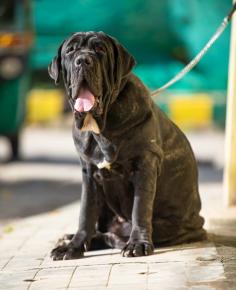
[8,133,20,161]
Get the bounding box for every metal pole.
[224,0,236,206]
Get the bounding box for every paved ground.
[0,202,232,290]
[0,126,236,289]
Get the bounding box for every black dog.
[48,31,206,260]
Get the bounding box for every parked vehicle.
[0,0,33,160]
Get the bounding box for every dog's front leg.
[51,163,103,260]
[122,155,158,257]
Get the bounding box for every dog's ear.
[48,41,65,84]
[107,35,136,79]
[115,42,136,79]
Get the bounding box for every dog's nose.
[75,55,93,67]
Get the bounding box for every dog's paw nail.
[63,254,69,260]
[53,256,61,261]
[144,243,154,256]
[122,242,154,257]
[133,244,143,257]
[84,242,89,251]
[51,252,63,260]
[122,243,134,257]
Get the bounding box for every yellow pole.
[224,0,236,206]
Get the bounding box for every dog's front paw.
[51,233,88,260]
[122,241,154,257]
[51,242,85,260]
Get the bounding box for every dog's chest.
[74,131,118,168]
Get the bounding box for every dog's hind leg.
[90,231,127,250]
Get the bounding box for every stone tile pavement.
[0,201,233,290]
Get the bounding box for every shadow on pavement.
[198,163,223,183]
[1,157,79,165]
[0,179,82,220]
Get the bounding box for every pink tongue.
[74,89,95,112]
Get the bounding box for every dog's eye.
[95,45,105,54]
[66,45,76,55]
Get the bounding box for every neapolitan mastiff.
[48,31,206,260]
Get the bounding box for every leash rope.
[151,3,236,97]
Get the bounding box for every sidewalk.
[0,201,233,290]
[0,126,236,289]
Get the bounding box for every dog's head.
[48,31,136,132]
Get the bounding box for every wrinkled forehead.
[62,32,110,52]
